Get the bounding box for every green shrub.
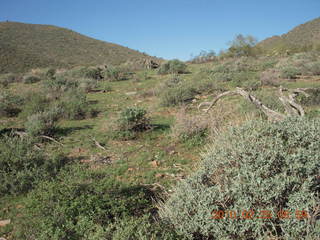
[19,93,50,120]
[306,61,320,75]
[0,73,21,87]
[25,109,60,137]
[171,108,208,145]
[158,59,187,75]
[57,89,92,120]
[118,107,150,132]
[45,68,56,79]
[159,85,198,107]
[0,91,24,117]
[23,75,41,84]
[78,78,98,92]
[43,76,78,99]
[81,67,103,80]
[280,66,301,79]
[103,66,129,81]
[159,118,320,239]
[0,135,67,195]
[13,166,159,240]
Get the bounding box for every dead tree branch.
[198,87,309,122]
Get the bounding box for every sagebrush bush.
[158,59,187,74]
[0,91,24,117]
[103,66,129,81]
[78,78,98,92]
[280,66,301,79]
[159,85,197,107]
[25,109,60,137]
[159,118,320,239]
[171,108,209,145]
[0,135,67,195]
[23,75,41,84]
[56,89,93,120]
[0,73,21,87]
[260,68,281,86]
[19,93,50,119]
[118,107,150,132]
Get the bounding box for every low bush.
[45,68,56,79]
[159,118,320,239]
[78,78,98,92]
[158,59,187,75]
[118,107,150,132]
[280,66,301,79]
[171,108,209,145]
[0,73,21,87]
[103,66,129,81]
[81,67,103,80]
[25,108,60,137]
[56,89,93,120]
[11,165,175,240]
[19,93,50,120]
[23,75,41,84]
[0,91,24,117]
[0,135,67,195]
[306,61,320,76]
[159,85,197,107]
[260,68,281,86]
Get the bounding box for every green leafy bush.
[159,118,320,239]
[306,61,320,75]
[0,135,67,195]
[280,66,301,79]
[13,166,162,240]
[45,68,56,79]
[159,85,197,107]
[19,93,50,119]
[103,66,129,81]
[0,91,24,117]
[118,107,150,132]
[0,73,21,87]
[23,75,41,84]
[25,109,60,137]
[57,89,93,120]
[158,59,187,75]
[78,78,98,92]
[81,67,103,80]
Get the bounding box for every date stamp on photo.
[210,209,310,220]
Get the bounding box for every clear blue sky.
[1,0,319,60]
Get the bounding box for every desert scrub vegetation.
[159,117,320,239]
[0,134,67,195]
[158,59,188,75]
[23,74,41,84]
[111,107,150,140]
[25,108,60,137]
[0,91,24,117]
[102,65,130,81]
[171,108,209,146]
[11,165,180,240]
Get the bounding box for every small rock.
[150,160,159,167]
[125,91,137,96]
[0,219,10,227]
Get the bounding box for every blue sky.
[1,0,319,60]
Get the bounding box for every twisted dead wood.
[198,87,310,122]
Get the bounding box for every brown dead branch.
[198,87,310,122]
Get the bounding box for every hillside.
[0,21,156,73]
[258,17,320,54]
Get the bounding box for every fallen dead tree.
[198,87,310,122]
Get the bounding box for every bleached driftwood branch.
[198,87,310,122]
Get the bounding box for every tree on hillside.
[227,34,258,57]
